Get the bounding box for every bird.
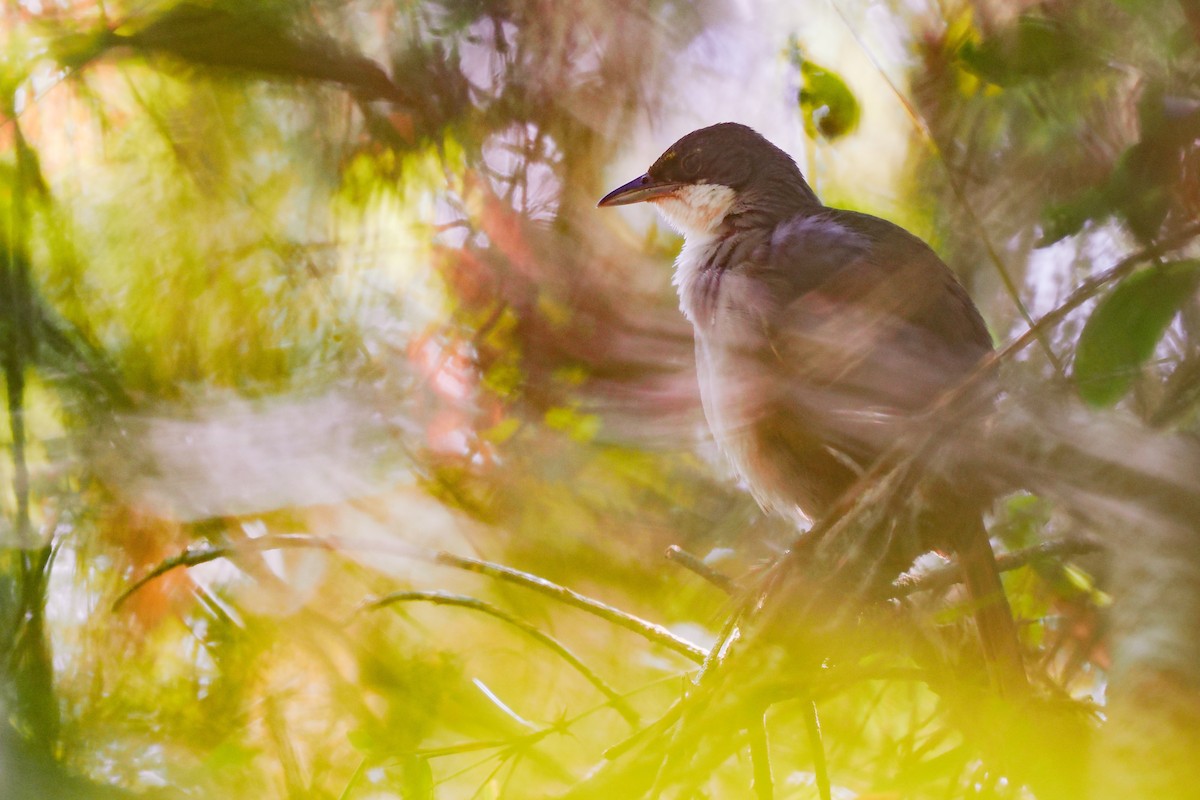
[598,122,1025,693]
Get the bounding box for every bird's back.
[683,206,992,520]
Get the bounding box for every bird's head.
[598,122,820,238]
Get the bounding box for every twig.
[891,537,1103,597]
[418,673,687,764]
[803,699,832,800]
[602,696,688,761]
[665,545,737,594]
[749,711,774,800]
[696,604,747,684]
[335,756,368,800]
[996,220,1200,364]
[111,533,333,610]
[433,551,707,663]
[363,590,640,726]
[115,539,708,665]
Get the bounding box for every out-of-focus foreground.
[2,1,1200,798]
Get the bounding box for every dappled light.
[2,1,1200,799]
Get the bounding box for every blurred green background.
[3,1,1200,797]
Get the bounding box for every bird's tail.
[958,515,1027,698]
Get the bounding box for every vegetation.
[2,1,1199,797]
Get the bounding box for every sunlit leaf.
[346,728,375,753]
[482,416,521,443]
[1074,261,1200,406]
[402,755,435,800]
[797,61,860,141]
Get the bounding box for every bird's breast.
[674,231,776,328]
[681,252,815,515]
[675,231,861,518]
[693,329,848,518]
[672,236,723,326]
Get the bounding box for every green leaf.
[401,755,435,800]
[959,14,1084,86]
[346,728,376,752]
[49,28,118,72]
[798,61,860,141]
[1074,261,1200,406]
[116,2,403,100]
[1037,189,1105,247]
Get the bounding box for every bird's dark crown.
[648,123,799,190]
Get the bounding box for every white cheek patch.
[651,183,736,238]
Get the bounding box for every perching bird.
[598,122,1024,692]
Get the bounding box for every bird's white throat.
[651,183,736,239]
[652,183,736,326]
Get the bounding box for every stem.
[749,711,774,800]
[365,590,640,726]
[434,551,707,663]
[804,699,831,800]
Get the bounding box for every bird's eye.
[680,151,703,178]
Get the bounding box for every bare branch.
[434,551,708,663]
[665,545,737,594]
[998,221,1200,365]
[803,700,832,800]
[363,590,640,726]
[749,711,774,800]
[111,534,333,611]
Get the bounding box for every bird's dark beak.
[597,174,681,207]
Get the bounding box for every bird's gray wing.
[729,211,1024,683]
[738,209,993,473]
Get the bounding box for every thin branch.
[111,534,333,610]
[803,699,832,800]
[665,545,737,594]
[433,551,707,663]
[437,748,515,790]
[335,757,368,800]
[415,673,688,765]
[115,539,709,663]
[892,537,1103,597]
[363,590,640,726]
[695,603,748,684]
[603,696,687,761]
[749,711,774,800]
[997,220,1200,364]
[468,752,513,800]
[415,739,513,759]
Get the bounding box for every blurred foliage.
[0,0,1198,798]
[1074,260,1200,407]
[790,43,861,141]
